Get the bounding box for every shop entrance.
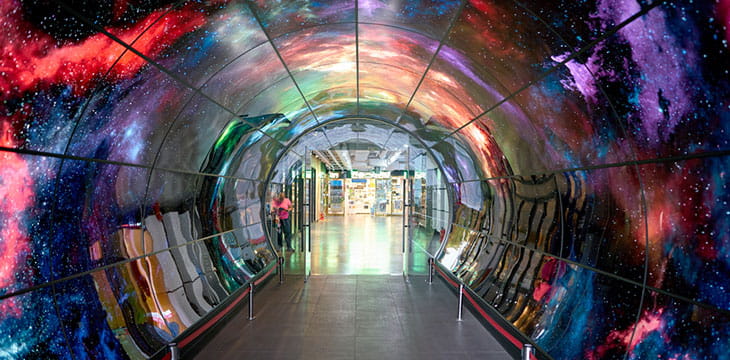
[312,169,410,275]
[325,172,406,217]
[297,140,415,276]
[265,118,451,278]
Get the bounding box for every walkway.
[193,275,511,360]
[285,215,405,275]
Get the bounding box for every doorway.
[264,118,451,279]
[275,165,410,275]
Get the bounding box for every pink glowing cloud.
[0,122,34,317]
[589,308,667,359]
[0,0,207,100]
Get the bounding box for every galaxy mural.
[0,0,728,359]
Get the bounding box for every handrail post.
[248,283,256,321]
[522,344,535,360]
[457,283,464,321]
[168,342,180,360]
[427,257,434,284]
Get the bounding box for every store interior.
[325,171,405,216]
[266,128,451,276]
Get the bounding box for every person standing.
[271,192,293,251]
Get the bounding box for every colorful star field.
[0,0,729,359]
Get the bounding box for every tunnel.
[0,0,729,359]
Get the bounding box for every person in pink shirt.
[271,192,293,251]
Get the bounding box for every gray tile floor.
[193,275,512,360]
[282,215,406,275]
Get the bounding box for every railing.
[430,260,546,360]
[160,261,278,359]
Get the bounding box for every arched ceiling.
[1,0,725,185]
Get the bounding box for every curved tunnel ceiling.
[270,117,441,183]
[0,0,729,359]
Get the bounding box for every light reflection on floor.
[284,215,404,275]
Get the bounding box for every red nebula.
[462,0,529,63]
[0,0,208,101]
[0,122,34,317]
[589,308,667,359]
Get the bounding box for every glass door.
[402,146,413,277]
[303,149,312,281]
